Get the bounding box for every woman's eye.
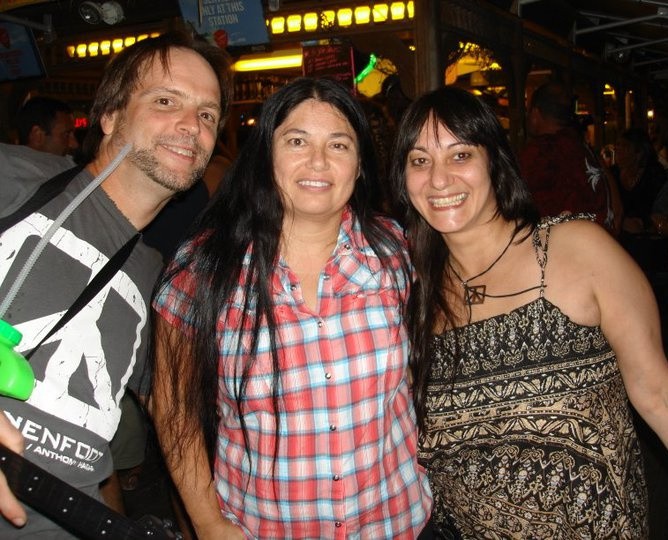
[409,156,428,167]
[288,138,304,146]
[156,97,172,106]
[453,151,471,161]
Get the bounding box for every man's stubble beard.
[113,114,211,194]
[128,143,209,194]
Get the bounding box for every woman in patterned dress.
[390,85,668,539]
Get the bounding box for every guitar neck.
[0,443,172,539]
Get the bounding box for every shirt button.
[317,320,323,328]
[290,284,297,291]
[329,424,336,431]
[325,372,332,379]
[344,244,351,250]
[335,521,342,528]
[333,474,341,481]
[323,274,330,280]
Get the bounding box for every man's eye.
[201,112,217,123]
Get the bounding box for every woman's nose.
[429,162,452,190]
[307,145,329,170]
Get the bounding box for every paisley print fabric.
[419,217,648,539]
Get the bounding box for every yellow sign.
[0,0,52,13]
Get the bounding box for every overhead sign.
[178,0,269,48]
[0,21,45,82]
[0,0,53,12]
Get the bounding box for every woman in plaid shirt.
[149,77,432,539]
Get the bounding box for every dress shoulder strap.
[532,213,596,297]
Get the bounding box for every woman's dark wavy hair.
[81,30,233,164]
[151,76,410,472]
[388,86,539,429]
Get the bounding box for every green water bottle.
[0,319,34,400]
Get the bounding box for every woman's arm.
[150,316,243,540]
[586,227,668,447]
[0,413,26,527]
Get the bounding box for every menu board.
[302,43,355,90]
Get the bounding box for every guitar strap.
[0,165,140,358]
[24,233,140,359]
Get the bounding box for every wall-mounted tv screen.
[0,21,45,82]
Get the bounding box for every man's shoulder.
[0,143,78,217]
[0,143,76,177]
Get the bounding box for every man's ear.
[27,125,45,148]
[100,111,119,135]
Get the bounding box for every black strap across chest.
[0,165,84,234]
[0,165,140,357]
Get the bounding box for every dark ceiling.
[0,1,182,41]
[1,0,667,83]
[515,0,668,83]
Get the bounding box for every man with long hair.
[0,31,232,537]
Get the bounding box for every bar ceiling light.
[390,2,405,20]
[286,14,302,32]
[355,6,372,24]
[233,49,303,72]
[303,12,318,31]
[265,3,413,36]
[338,8,353,26]
[373,4,389,22]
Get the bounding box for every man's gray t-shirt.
[0,145,162,537]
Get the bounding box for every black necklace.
[448,231,516,306]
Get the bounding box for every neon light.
[355,53,377,83]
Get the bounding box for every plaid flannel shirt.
[154,208,431,539]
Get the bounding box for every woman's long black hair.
[389,86,539,429]
[150,77,410,472]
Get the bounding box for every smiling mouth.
[298,180,330,188]
[162,144,195,158]
[429,193,467,207]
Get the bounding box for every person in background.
[649,121,668,171]
[0,30,232,538]
[143,133,235,262]
[390,85,668,538]
[150,76,431,539]
[15,96,79,157]
[614,127,667,235]
[359,95,396,213]
[520,81,619,235]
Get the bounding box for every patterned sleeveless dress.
[419,216,648,539]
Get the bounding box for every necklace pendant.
[465,284,486,305]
